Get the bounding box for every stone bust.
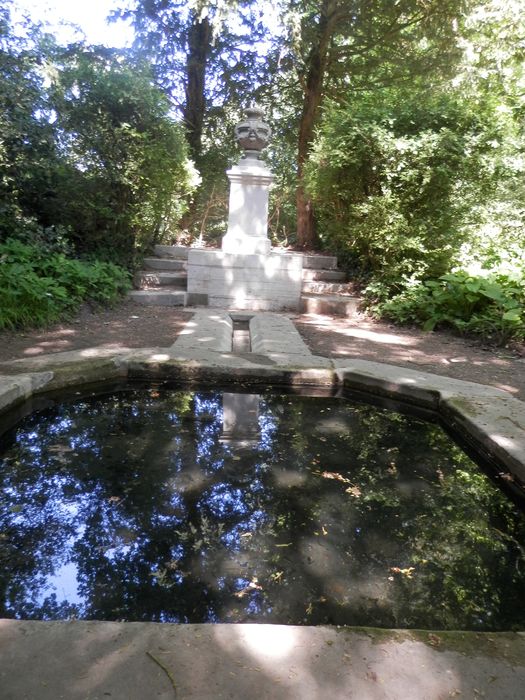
[234,105,271,158]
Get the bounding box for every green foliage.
[380,267,525,343]
[0,239,130,329]
[305,91,497,292]
[0,6,197,266]
[47,46,197,264]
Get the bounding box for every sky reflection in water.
[1,386,525,630]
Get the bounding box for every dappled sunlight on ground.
[0,303,190,363]
[294,312,525,401]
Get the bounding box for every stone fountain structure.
[186,105,303,311]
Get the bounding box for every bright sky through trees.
[14,0,134,47]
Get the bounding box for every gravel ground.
[0,300,524,400]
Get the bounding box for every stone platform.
[187,248,303,311]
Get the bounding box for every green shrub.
[0,239,130,329]
[379,268,525,344]
[305,93,498,294]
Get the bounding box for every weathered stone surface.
[334,358,511,409]
[440,393,525,482]
[143,256,186,271]
[301,269,346,281]
[0,348,129,400]
[0,372,53,413]
[0,620,524,700]
[250,312,312,356]
[187,249,303,311]
[133,271,187,288]
[128,290,187,306]
[153,244,192,259]
[170,309,233,353]
[302,253,338,270]
[300,293,361,316]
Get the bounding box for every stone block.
[187,249,303,311]
[171,310,233,353]
[250,313,312,356]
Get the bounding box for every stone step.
[134,270,187,288]
[301,254,338,270]
[127,289,187,306]
[143,257,186,271]
[301,269,346,282]
[300,293,362,316]
[153,244,192,259]
[301,280,355,295]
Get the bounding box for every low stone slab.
[0,620,523,700]
[170,309,233,353]
[128,290,187,306]
[153,244,193,259]
[300,293,361,316]
[0,347,129,397]
[250,313,312,356]
[133,271,187,287]
[302,253,338,270]
[301,268,346,281]
[0,372,53,413]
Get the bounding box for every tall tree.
[278,0,468,248]
[114,0,267,162]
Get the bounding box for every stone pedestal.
[187,104,303,311]
[221,158,273,255]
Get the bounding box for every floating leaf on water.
[390,566,415,579]
[321,471,352,484]
[345,486,362,498]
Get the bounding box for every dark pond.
[1,386,524,630]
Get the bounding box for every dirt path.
[0,302,524,401]
[294,311,525,401]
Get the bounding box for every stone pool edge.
[1,347,525,698]
[0,620,524,700]
[0,345,524,483]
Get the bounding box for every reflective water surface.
[1,386,524,630]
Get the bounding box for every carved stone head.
[234,105,271,158]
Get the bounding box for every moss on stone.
[333,626,525,665]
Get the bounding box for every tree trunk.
[295,2,334,250]
[183,13,212,161]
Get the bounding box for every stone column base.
[221,234,271,255]
[187,249,303,311]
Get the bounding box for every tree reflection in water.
[0,386,524,630]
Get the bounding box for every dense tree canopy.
[1,0,524,339]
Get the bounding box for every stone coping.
[0,620,524,699]
[1,348,525,697]
[0,345,524,487]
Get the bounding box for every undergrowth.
[377,268,525,345]
[0,239,130,330]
